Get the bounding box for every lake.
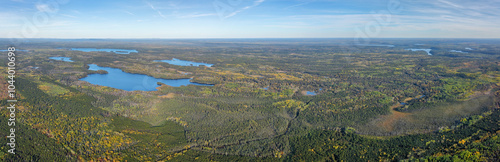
[49,57,74,62]
[356,44,395,47]
[71,48,138,54]
[406,48,432,55]
[450,50,467,53]
[81,64,212,91]
[154,58,213,67]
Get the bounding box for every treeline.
[0,114,74,161]
[16,77,104,117]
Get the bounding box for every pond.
[450,50,467,53]
[80,64,212,91]
[306,91,317,96]
[154,58,213,67]
[406,48,432,55]
[49,57,74,62]
[71,48,138,54]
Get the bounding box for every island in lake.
[80,64,212,91]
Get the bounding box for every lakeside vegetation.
[0,38,499,161]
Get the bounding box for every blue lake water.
[356,44,395,47]
[81,64,212,91]
[306,91,317,96]
[154,58,213,67]
[49,57,74,62]
[465,47,473,50]
[450,50,468,53]
[406,48,432,55]
[71,48,138,54]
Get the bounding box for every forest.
[0,38,499,161]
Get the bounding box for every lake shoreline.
[80,64,213,91]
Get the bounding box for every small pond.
[306,91,317,96]
[450,50,467,53]
[49,57,74,62]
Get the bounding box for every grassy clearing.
[37,81,70,96]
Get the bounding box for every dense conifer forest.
[0,38,499,161]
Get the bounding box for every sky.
[1,0,499,38]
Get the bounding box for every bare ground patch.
[358,94,495,136]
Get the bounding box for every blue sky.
[1,0,499,38]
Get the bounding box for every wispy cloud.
[0,12,22,26]
[5,0,500,38]
[266,11,500,34]
[284,2,311,10]
[179,13,216,18]
[409,0,500,18]
[436,0,464,9]
[60,14,77,18]
[145,1,167,19]
[44,20,76,27]
[36,3,57,12]
[124,11,136,16]
[225,0,265,18]
[71,10,81,14]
